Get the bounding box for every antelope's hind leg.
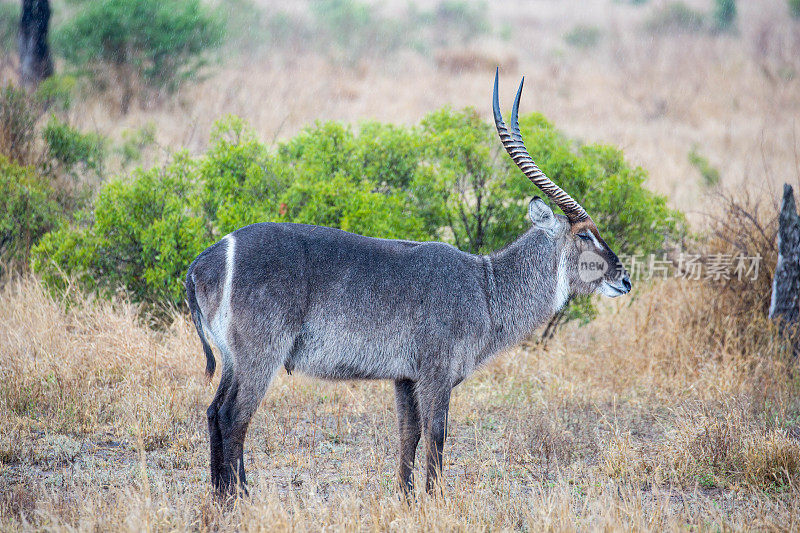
[214,339,287,498]
[207,368,233,493]
[215,369,276,496]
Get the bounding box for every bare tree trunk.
[18,0,53,89]
[769,183,800,355]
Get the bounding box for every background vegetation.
[54,0,224,112]
[0,156,61,277]
[792,0,800,18]
[29,110,680,314]
[0,2,18,53]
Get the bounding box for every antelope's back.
[188,222,490,381]
[227,222,485,326]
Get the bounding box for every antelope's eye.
[578,233,592,241]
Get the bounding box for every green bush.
[422,109,682,257]
[40,116,107,210]
[278,121,430,240]
[712,0,736,31]
[1,83,104,222]
[564,25,602,49]
[2,80,83,167]
[35,75,77,112]
[33,154,208,309]
[421,107,518,253]
[33,111,683,316]
[0,84,42,166]
[688,146,720,187]
[198,117,290,234]
[1,81,108,215]
[0,157,62,277]
[118,123,156,167]
[54,0,224,112]
[645,2,705,33]
[0,1,18,51]
[790,0,800,18]
[43,116,105,175]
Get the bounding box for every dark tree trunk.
[18,0,53,89]
[769,183,800,354]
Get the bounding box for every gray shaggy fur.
[186,199,630,496]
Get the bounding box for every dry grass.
[1,271,798,531]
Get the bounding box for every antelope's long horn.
[492,68,591,225]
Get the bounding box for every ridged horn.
[493,68,591,225]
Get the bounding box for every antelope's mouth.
[598,277,631,297]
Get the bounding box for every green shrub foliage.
[688,146,721,188]
[33,111,683,315]
[0,84,41,166]
[54,0,224,111]
[0,157,62,277]
[564,25,602,49]
[35,75,77,113]
[198,117,290,234]
[790,0,800,18]
[712,0,737,31]
[645,2,705,33]
[0,1,18,51]
[276,121,430,240]
[33,154,207,308]
[42,115,106,177]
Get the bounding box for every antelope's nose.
[621,274,632,293]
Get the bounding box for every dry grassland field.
[2,0,800,531]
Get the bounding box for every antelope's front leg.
[418,381,451,494]
[394,379,421,497]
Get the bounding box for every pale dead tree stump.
[769,183,800,355]
[18,0,53,89]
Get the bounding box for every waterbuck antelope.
[186,71,632,497]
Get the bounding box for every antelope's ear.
[528,197,556,230]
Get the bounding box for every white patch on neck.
[553,250,570,313]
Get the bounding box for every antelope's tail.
[185,267,216,381]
